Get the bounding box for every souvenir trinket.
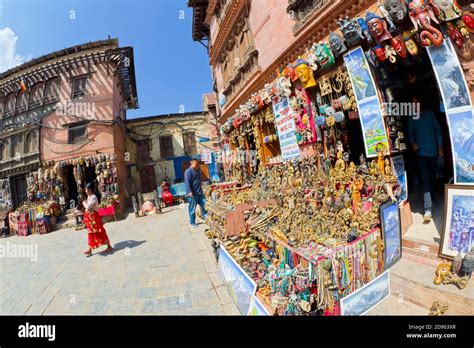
[319,76,333,96]
[383,0,409,23]
[447,22,464,49]
[429,301,448,316]
[294,57,317,89]
[408,0,444,47]
[365,11,393,44]
[329,32,347,58]
[433,261,451,285]
[385,44,398,63]
[428,0,462,22]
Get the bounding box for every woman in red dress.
[82,183,113,256]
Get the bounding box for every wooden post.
[132,195,139,218]
[153,191,162,214]
[137,192,143,213]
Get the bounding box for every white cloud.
[0,27,27,73]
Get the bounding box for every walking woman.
[82,183,113,256]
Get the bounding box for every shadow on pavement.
[98,240,147,256]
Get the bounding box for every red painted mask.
[463,13,474,30]
[391,37,407,58]
[375,46,387,61]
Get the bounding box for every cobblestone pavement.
[0,206,240,315]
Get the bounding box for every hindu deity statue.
[365,11,393,44]
[294,57,317,89]
[408,0,444,47]
[429,0,462,22]
[402,31,420,56]
[329,32,347,58]
[312,42,336,70]
[383,0,409,23]
[337,16,364,47]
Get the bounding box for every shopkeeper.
[408,95,443,223]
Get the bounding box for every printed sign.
[217,247,257,315]
[200,150,212,164]
[272,97,301,160]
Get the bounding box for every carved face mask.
[366,13,393,44]
[294,58,317,89]
[314,43,335,69]
[429,0,462,22]
[383,0,408,23]
[402,31,419,56]
[391,36,407,58]
[337,16,364,47]
[375,46,387,61]
[329,32,347,57]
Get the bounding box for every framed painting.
[440,185,474,259]
[379,200,402,270]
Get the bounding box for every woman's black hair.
[85,183,94,191]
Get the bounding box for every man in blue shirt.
[408,96,443,223]
[184,159,208,227]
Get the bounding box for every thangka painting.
[358,98,390,158]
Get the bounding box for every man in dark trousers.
[408,95,443,223]
[184,159,208,227]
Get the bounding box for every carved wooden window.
[10,136,20,159]
[183,132,197,156]
[29,82,44,108]
[0,96,4,118]
[44,77,60,102]
[159,135,174,159]
[220,16,255,90]
[25,131,37,154]
[287,0,332,34]
[5,93,16,116]
[67,122,88,144]
[72,76,88,98]
[15,91,28,113]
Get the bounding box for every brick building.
[0,39,138,213]
[125,112,217,194]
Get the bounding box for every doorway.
[140,165,157,193]
[65,165,78,208]
[11,174,27,208]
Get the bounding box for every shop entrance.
[375,57,454,242]
[65,165,78,208]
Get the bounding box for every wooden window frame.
[159,135,174,159]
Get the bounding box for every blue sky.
[0,0,212,118]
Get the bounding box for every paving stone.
[135,287,158,300]
[215,285,235,305]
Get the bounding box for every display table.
[98,201,119,221]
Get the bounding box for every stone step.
[402,237,440,260]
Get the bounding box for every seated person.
[161,180,173,206]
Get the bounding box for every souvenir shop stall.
[0,179,12,235]
[208,0,474,315]
[6,154,121,236]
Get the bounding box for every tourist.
[408,95,443,223]
[82,183,113,256]
[184,159,208,228]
